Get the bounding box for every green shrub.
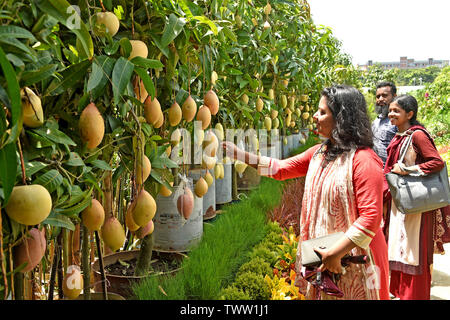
[236,257,272,278]
[219,286,251,300]
[264,221,283,235]
[248,245,279,266]
[234,271,271,300]
[260,231,283,252]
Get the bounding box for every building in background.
[358,57,449,70]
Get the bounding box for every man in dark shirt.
[371,81,398,165]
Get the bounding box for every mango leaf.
[20,64,58,87]
[134,67,155,99]
[34,169,63,194]
[112,57,134,104]
[222,26,237,43]
[190,16,218,35]
[0,46,22,145]
[24,161,48,178]
[87,56,115,98]
[89,159,113,171]
[54,188,92,218]
[65,152,84,166]
[0,25,36,40]
[149,33,169,58]
[130,57,164,69]
[0,141,17,205]
[34,0,94,59]
[27,130,54,149]
[32,126,76,146]
[42,210,75,230]
[46,59,91,96]
[228,68,243,75]
[119,37,132,59]
[161,14,186,48]
[0,37,34,56]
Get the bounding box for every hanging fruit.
[5,184,52,226]
[168,101,182,126]
[203,89,219,115]
[182,95,197,122]
[177,187,194,219]
[79,102,105,149]
[21,87,44,128]
[81,198,105,232]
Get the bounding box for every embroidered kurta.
[259,144,389,300]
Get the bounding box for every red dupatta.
[383,125,450,252]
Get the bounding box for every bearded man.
[371,81,398,165]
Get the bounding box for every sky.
[309,0,450,66]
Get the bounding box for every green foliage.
[260,231,283,252]
[233,271,271,300]
[360,65,398,95]
[248,244,279,266]
[236,257,272,278]
[219,286,251,300]
[395,66,441,86]
[411,66,450,148]
[264,220,283,236]
[132,178,284,300]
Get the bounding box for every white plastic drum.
[153,180,203,252]
[215,162,232,204]
[188,168,216,216]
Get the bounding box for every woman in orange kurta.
[223,85,389,300]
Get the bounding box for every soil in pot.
[92,250,184,298]
[105,254,182,277]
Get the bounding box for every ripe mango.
[177,187,194,220]
[196,105,211,130]
[79,103,104,149]
[129,40,148,60]
[132,189,157,227]
[81,198,105,232]
[135,154,151,185]
[101,216,125,252]
[135,220,154,239]
[168,101,182,127]
[14,227,46,273]
[62,266,83,300]
[21,87,44,128]
[203,89,219,115]
[5,184,52,226]
[194,177,208,197]
[144,96,162,127]
[182,95,197,122]
[93,12,119,37]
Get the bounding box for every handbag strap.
[397,131,414,164]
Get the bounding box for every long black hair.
[320,85,373,162]
[391,94,423,126]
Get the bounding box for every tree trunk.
[81,225,90,300]
[134,233,154,276]
[232,164,238,200]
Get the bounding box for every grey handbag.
[301,232,345,267]
[386,132,450,215]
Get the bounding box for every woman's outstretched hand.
[222,141,239,160]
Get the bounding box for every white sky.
[309,0,450,66]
